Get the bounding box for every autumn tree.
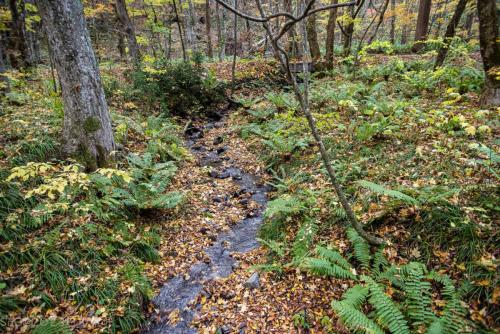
[412,0,432,52]
[477,0,500,106]
[37,0,115,170]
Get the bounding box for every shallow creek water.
[143,116,269,334]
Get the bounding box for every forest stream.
[144,111,270,334]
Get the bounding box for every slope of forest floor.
[0,54,498,333]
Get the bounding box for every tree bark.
[306,5,321,62]
[342,6,355,56]
[172,0,187,60]
[115,0,141,65]
[215,2,225,60]
[412,0,432,52]
[389,0,396,43]
[325,0,338,68]
[477,0,500,106]
[37,0,115,171]
[8,0,33,68]
[205,0,214,58]
[0,35,9,94]
[368,0,390,44]
[434,0,468,69]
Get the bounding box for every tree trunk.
[115,0,141,65]
[477,0,500,106]
[368,0,390,44]
[464,12,474,40]
[325,0,338,68]
[434,0,468,68]
[186,0,196,48]
[215,2,225,60]
[205,0,213,58]
[306,4,321,62]
[389,0,396,43]
[412,0,432,52]
[37,0,115,171]
[172,0,187,60]
[0,35,9,94]
[8,0,33,68]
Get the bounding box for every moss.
[83,116,102,133]
[75,144,97,171]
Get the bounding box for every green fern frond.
[292,219,318,259]
[356,180,419,206]
[303,258,356,280]
[372,246,389,275]
[365,276,410,334]
[402,263,434,328]
[315,245,352,271]
[347,228,371,270]
[332,300,385,334]
[341,284,369,309]
[32,319,72,334]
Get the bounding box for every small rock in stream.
[209,170,219,178]
[213,136,224,145]
[217,325,231,334]
[216,146,228,155]
[244,272,260,289]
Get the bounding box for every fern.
[292,219,318,259]
[332,300,385,334]
[341,284,369,309]
[401,263,434,328]
[264,194,305,220]
[315,245,352,270]
[365,276,410,334]
[32,319,72,334]
[347,228,371,270]
[303,258,356,280]
[356,180,419,206]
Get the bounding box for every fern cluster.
[303,228,468,334]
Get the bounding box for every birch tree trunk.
[115,0,141,65]
[477,0,500,106]
[37,0,115,170]
[412,0,432,52]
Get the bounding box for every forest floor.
[0,54,498,333]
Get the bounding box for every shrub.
[131,59,225,116]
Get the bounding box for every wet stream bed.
[143,113,269,334]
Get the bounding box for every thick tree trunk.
[389,0,396,43]
[306,6,321,62]
[325,0,338,68]
[115,0,141,65]
[412,0,432,52]
[37,0,115,170]
[205,0,213,58]
[477,0,500,106]
[434,0,468,68]
[186,0,196,48]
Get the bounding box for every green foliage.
[32,319,72,334]
[302,234,468,334]
[356,180,419,206]
[131,59,225,116]
[346,228,371,270]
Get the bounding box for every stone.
[244,272,260,289]
[213,136,223,145]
